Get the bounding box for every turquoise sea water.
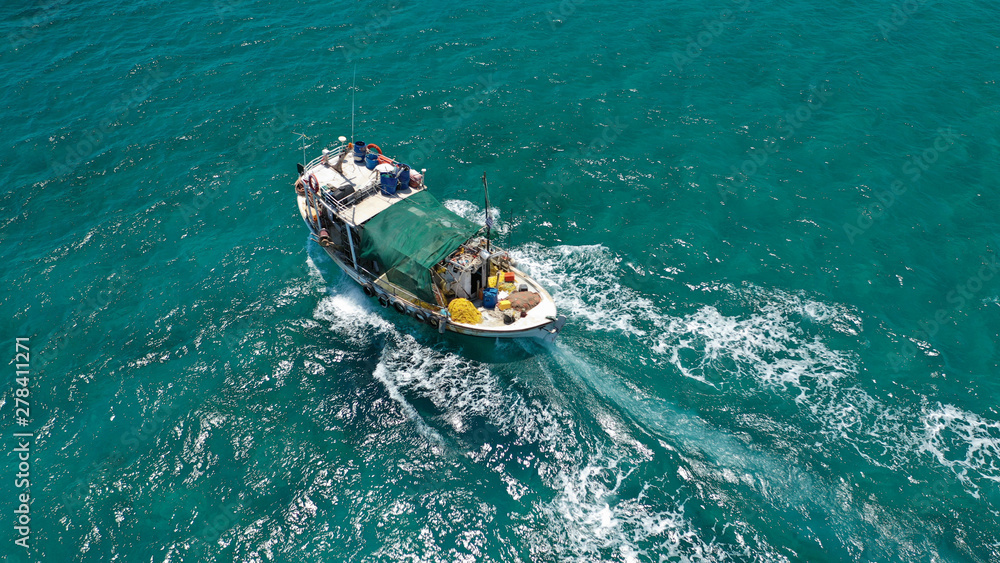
[2,0,1000,560]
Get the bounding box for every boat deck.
[306,155,423,226]
[448,269,559,333]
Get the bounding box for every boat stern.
[539,315,567,343]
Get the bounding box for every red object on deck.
[504,272,515,283]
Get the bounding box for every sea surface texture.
[2,0,1000,561]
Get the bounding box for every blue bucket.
[380,173,398,195]
[396,164,411,189]
[482,287,498,309]
[353,141,366,163]
[365,152,379,170]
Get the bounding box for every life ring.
[366,143,382,155]
[307,174,319,193]
[377,295,389,308]
[362,284,376,297]
[414,311,428,324]
[392,300,407,314]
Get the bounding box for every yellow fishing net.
[448,298,482,324]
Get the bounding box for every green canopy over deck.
[358,191,481,303]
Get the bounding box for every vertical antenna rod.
[483,172,492,252]
[351,65,357,144]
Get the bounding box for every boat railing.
[304,143,404,173]
[303,143,349,171]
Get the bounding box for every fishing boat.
[294,137,567,341]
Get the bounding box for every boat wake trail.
[310,275,447,450]
[305,243,998,560]
[547,344,952,561]
[512,243,1000,559]
[307,255,765,560]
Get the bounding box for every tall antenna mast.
[293,131,308,168]
[483,172,492,252]
[351,64,357,143]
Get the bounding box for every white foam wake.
[656,302,857,398]
[306,255,775,560]
[532,454,739,563]
[548,344,950,561]
[918,404,1000,492]
[309,258,447,449]
[443,198,509,238]
[511,242,857,394]
[512,243,667,337]
[508,243,1000,502]
[303,246,1000,558]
